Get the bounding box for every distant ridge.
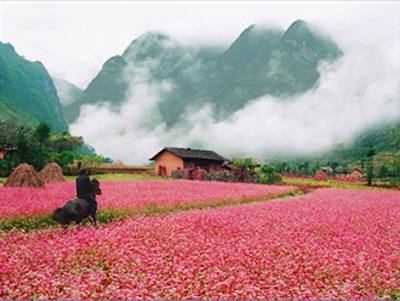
[63,19,343,126]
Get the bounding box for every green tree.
[378,165,389,178]
[330,161,339,176]
[259,163,282,184]
[76,154,105,170]
[366,148,376,186]
[231,158,258,182]
[60,151,75,168]
[387,125,400,179]
[49,131,84,153]
[0,117,20,153]
[0,118,87,173]
[35,122,51,148]
[46,150,75,170]
[298,161,310,176]
[9,124,46,170]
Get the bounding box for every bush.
[259,164,282,184]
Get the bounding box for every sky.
[1,1,400,164]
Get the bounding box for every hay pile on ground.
[4,163,43,188]
[38,162,65,184]
[113,159,124,166]
[314,170,328,181]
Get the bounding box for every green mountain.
[0,42,68,132]
[53,78,83,106]
[282,120,400,179]
[64,32,219,126]
[64,20,343,126]
[63,55,128,123]
[209,20,343,116]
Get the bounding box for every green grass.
[283,177,372,190]
[0,189,300,233]
[64,173,165,182]
[0,173,163,186]
[282,176,398,191]
[3,171,395,233]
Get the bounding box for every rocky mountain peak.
[121,31,181,63]
[215,24,283,73]
[61,20,344,126]
[278,19,343,62]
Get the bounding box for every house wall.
[154,151,184,176]
[209,163,222,173]
[183,160,222,173]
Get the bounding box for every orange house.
[149,147,227,176]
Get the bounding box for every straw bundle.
[4,163,43,188]
[314,170,328,181]
[38,162,65,184]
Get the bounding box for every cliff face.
[0,42,68,132]
[64,20,343,127]
[2,19,343,132]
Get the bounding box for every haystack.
[113,159,124,166]
[314,170,328,181]
[4,163,43,188]
[38,162,65,184]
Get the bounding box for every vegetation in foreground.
[0,187,399,299]
[0,179,297,232]
[0,170,396,232]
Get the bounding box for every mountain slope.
[53,78,83,106]
[0,42,68,132]
[64,32,220,126]
[63,55,128,123]
[208,20,343,115]
[63,20,343,127]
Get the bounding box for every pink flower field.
[0,179,296,218]
[0,187,399,299]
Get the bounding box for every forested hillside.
[0,42,68,132]
[1,19,398,170]
[274,121,400,180]
[64,20,343,126]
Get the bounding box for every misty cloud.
[53,78,82,106]
[70,41,399,165]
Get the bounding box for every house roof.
[150,147,227,162]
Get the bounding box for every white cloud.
[70,39,400,164]
[2,1,398,87]
[2,1,399,163]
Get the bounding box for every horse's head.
[52,207,69,225]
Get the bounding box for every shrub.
[259,164,283,184]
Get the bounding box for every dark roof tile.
[150,147,227,161]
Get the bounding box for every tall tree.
[10,124,45,170]
[0,117,20,154]
[387,124,400,178]
[366,148,376,186]
[35,122,51,148]
[49,131,84,153]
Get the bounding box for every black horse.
[52,198,96,230]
